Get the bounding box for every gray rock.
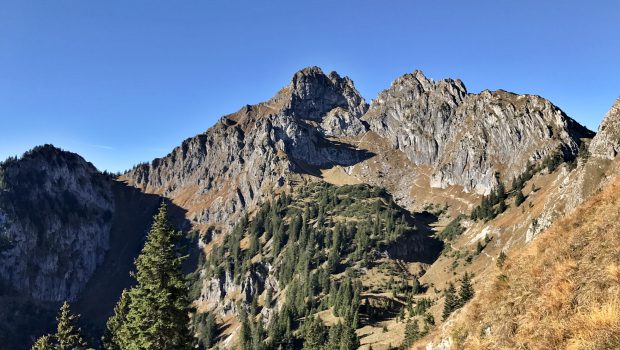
[0,145,114,301]
[531,95,620,241]
[589,96,620,159]
[363,71,594,194]
[123,67,369,232]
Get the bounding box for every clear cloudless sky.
[1,0,619,172]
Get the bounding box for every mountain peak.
[286,66,367,121]
[1,144,92,172]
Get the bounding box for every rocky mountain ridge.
[0,67,609,350]
[123,67,372,233]
[123,67,592,235]
[363,70,593,194]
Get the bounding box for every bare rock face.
[0,145,114,301]
[589,96,620,159]
[286,67,368,121]
[530,95,620,241]
[363,71,594,194]
[123,67,369,231]
[364,71,468,165]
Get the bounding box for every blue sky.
[1,1,619,172]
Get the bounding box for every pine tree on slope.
[113,202,193,350]
[30,302,89,350]
[56,302,89,350]
[102,289,130,350]
[458,272,475,306]
[442,283,458,321]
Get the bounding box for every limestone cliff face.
[530,95,620,241]
[123,67,369,231]
[589,96,620,159]
[0,145,114,302]
[363,71,594,194]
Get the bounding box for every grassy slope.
[427,175,620,349]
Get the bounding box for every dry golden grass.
[441,175,620,350]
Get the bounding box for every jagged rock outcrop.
[589,96,620,159]
[123,67,370,231]
[529,95,620,241]
[286,68,367,121]
[363,70,594,194]
[0,145,114,301]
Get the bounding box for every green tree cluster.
[103,203,193,350]
[442,272,475,321]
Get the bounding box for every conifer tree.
[515,190,525,206]
[56,302,89,350]
[339,322,360,350]
[442,283,458,321]
[115,202,193,350]
[498,199,508,213]
[302,317,327,350]
[497,181,507,201]
[411,277,421,294]
[476,241,484,254]
[326,322,343,350]
[102,289,130,350]
[30,302,89,350]
[251,319,265,350]
[458,272,475,306]
[202,313,217,349]
[497,251,507,268]
[402,319,420,348]
[193,312,217,349]
[30,335,53,350]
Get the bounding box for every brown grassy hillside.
[426,175,620,349]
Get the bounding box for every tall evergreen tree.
[497,181,507,201]
[56,302,89,350]
[326,322,343,350]
[201,313,217,349]
[302,317,327,350]
[442,283,458,321]
[238,311,253,350]
[115,202,193,350]
[30,302,89,350]
[339,323,360,350]
[102,289,130,350]
[458,272,475,306]
[402,319,420,348]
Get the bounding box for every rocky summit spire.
[285,66,368,121]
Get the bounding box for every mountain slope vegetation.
[190,182,442,349]
[2,67,617,350]
[422,169,620,350]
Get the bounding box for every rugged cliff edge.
[123,67,371,233]
[123,67,593,235]
[0,145,114,302]
[527,95,620,241]
[363,70,594,194]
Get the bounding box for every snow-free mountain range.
[1,67,618,349]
